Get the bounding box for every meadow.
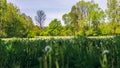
[1,0,120,68]
[0,35,120,68]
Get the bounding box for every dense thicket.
[0,0,120,37]
[0,35,120,68]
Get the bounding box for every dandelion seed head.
[46,40,49,42]
[103,50,109,54]
[45,46,52,52]
[100,42,102,45]
[97,47,100,49]
[70,39,74,43]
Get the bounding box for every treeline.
[0,0,120,38]
[38,0,120,36]
[41,0,120,36]
[0,0,41,38]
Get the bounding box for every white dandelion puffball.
[70,39,74,43]
[100,42,102,45]
[97,47,100,49]
[45,46,52,52]
[103,50,109,54]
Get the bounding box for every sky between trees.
[7,0,107,26]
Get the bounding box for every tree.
[75,0,90,35]
[62,14,72,26]
[61,26,73,36]
[107,0,118,23]
[5,3,35,37]
[106,0,120,34]
[5,3,26,37]
[0,0,39,37]
[62,0,105,36]
[87,3,105,35]
[62,12,76,35]
[47,19,62,36]
[0,0,7,37]
[62,4,84,35]
[35,10,46,29]
[99,22,111,35]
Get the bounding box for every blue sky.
[7,0,107,26]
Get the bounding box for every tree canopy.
[0,0,120,37]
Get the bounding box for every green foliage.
[62,0,119,36]
[0,0,7,37]
[5,3,25,37]
[107,0,118,23]
[62,0,105,36]
[0,1,36,38]
[1,0,120,37]
[0,36,120,68]
[86,27,94,36]
[99,23,111,35]
[115,25,120,34]
[46,19,62,36]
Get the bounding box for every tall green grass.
[0,35,120,68]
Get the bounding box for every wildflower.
[70,39,74,43]
[53,40,56,43]
[100,42,103,45]
[112,40,116,43]
[97,46,100,49]
[45,46,52,52]
[45,39,49,43]
[103,50,109,54]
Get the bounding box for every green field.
[1,35,114,41]
[1,0,120,68]
[0,35,120,68]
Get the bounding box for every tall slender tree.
[107,0,118,22]
[107,0,120,34]
[35,10,46,29]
